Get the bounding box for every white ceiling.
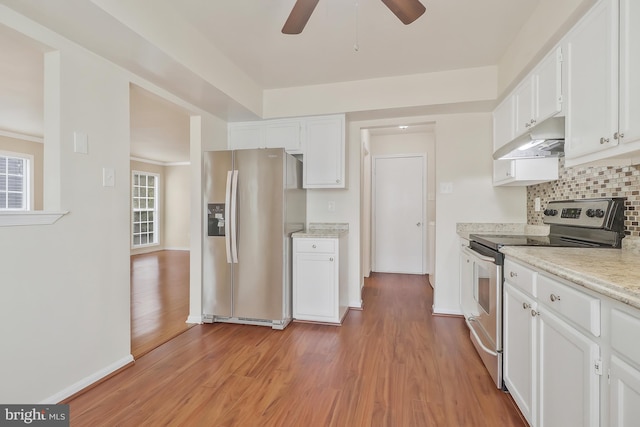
[0,0,542,163]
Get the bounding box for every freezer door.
[233,148,285,320]
[203,150,233,317]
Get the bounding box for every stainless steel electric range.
[461,198,626,389]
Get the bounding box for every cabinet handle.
[614,132,625,140]
[329,257,334,261]
[530,119,536,125]
[522,302,531,310]
[525,122,531,128]
[550,293,561,302]
[336,179,341,184]
[600,137,610,144]
[510,271,518,278]
[312,244,317,249]
[531,310,539,317]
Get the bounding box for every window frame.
[0,151,33,211]
[131,170,160,248]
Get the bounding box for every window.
[132,171,159,247]
[0,154,29,211]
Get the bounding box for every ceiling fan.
[282,0,426,35]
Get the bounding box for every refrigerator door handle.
[230,169,239,263]
[224,170,233,263]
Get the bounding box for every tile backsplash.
[527,157,640,236]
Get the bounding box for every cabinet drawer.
[295,239,335,253]
[611,308,640,364]
[504,259,537,295]
[537,274,601,337]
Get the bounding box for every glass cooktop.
[469,234,603,250]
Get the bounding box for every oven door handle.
[462,246,497,263]
[466,316,498,357]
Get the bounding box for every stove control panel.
[542,198,624,229]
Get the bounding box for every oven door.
[461,245,503,388]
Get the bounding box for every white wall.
[0,21,132,403]
[433,113,525,314]
[164,164,190,250]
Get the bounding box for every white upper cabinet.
[492,46,563,155]
[228,114,347,189]
[536,46,564,123]
[493,157,559,186]
[303,115,346,189]
[228,122,265,150]
[493,96,515,152]
[514,76,536,136]
[229,118,303,153]
[264,120,303,153]
[565,0,618,160]
[564,0,640,166]
[619,0,640,147]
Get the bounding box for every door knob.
[416,222,422,227]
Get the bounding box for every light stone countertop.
[457,223,550,240]
[500,245,640,310]
[292,222,349,239]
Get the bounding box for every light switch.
[439,182,453,194]
[535,197,541,212]
[103,168,115,187]
[74,132,88,154]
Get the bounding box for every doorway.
[372,154,425,274]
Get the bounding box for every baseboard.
[432,305,463,316]
[349,299,363,309]
[41,354,134,404]
[186,315,203,324]
[163,247,190,251]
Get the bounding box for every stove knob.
[595,209,605,218]
[544,209,558,216]
[586,209,595,218]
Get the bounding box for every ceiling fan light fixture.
[282,0,320,34]
[381,0,426,25]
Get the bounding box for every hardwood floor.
[131,250,193,359]
[72,272,525,426]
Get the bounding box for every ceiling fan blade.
[381,0,426,25]
[282,0,320,34]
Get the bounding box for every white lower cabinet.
[609,355,640,426]
[537,307,600,427]
[293,235,348,324]
[503,259,601,427]
[504,282,537,426]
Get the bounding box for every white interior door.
[373,155,424,274]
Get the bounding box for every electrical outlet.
[328,201,336,212]
[103,168,115,187]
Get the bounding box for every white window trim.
[131,170,160,248]
[0,150,33,211]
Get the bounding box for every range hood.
[493,116,565,160]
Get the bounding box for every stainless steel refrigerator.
[202,148,306,329]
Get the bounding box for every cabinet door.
[303,115,345,188]
[514,77,536,136]
[293,252,337,320]
[610,355,640,427]
[493,159,515,184]
[538,309,600,427]
[493,96,515,152]
[565,0,618,159]
[228,123,264,149]
[265,120,302,153]
[619,0,640,146]
[504,283,536,426]
[536,46,563,123]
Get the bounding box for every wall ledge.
[0,211,68,227]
